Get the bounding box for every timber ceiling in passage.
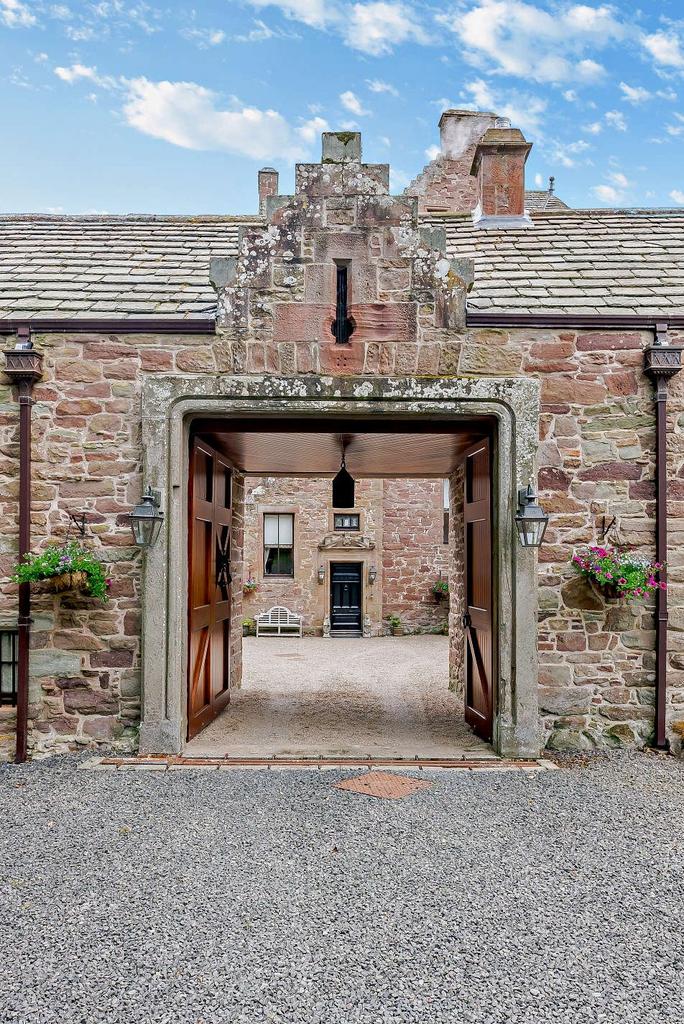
[195,419,490,477]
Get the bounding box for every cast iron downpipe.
[3,328,43,762]
[645,325,683,748]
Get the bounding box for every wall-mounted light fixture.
[514,484,549,548]
[128,488,164,549]
[317,564,325,584]
[368,564,377,585]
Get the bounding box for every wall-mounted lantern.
[128,488,164,549]
[514,484,549,548]
[317,564,325,584]
[368,564,377,585]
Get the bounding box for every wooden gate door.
[188,438,233,739]
[463,438,494,741]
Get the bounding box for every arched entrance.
[138,374,541,759]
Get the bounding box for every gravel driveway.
[1,752,683,1024]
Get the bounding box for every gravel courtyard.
[1,752,683,1024]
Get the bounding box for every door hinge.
[462,612,472,629]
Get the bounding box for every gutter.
[0,318,216,336]
[466,312,684,330]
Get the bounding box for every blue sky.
[1,0,684,214]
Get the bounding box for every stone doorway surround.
[138,374,541,759]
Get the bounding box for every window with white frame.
[263,513,294,577]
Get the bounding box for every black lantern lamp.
[515,483,549,548]
[332,445,355,509]
[128,488,164,548]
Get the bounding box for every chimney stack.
[258,167,279,214]
[470,127,532,224]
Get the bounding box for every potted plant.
[431,577,449,603]
[572,545,665,601]
[242,617,256,637]
[387,614,404,637]
[243,576,258,596]
[12,542,110,601]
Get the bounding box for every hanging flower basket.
[572,546,664,602]
[431,578,449,603]
[12,542,110,601]
[32,570,90,594]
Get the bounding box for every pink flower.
[618,577,627,585]
[594,547,607,558]
[660,581,667,590]
[605,572,613,580]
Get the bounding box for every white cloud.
[563,89,578,102]
[340,89,370,116]
[643,30,684,70]
[298,114,329,143]
[425,144,441,160]
[534,172,544,186]
[620,82,651,104]
[342,2,428,55]
[366,78,399,96]
[549,137,590,168]
[461,78,547,135]
[1,0,36,28]
[247,0,331,29]
[605,109,627,131]
[50,3,71,18]
[182,26,227,47]
[439,0,623,84]
[54,63,116,88]
[232,18,300,42]
[121,78,309,161]
[592,184,622,203]
[670,189,684,205]
[607,170,629,188]
[583,120,602,134]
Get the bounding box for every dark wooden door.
[463,438,493,741]
[188,438,233,739]
[330,563,362,635]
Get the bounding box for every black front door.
[330,563,362,636]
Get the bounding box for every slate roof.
[436,209,684,315]
[0,215,254,320]
[523,190,569,212]
[1,207,683,319]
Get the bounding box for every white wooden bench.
[255,606,303,638]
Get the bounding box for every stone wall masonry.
[1,321,681,755]
[241,476,449,634]
[381,479,450,629]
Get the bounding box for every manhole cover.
[334,771,432,800]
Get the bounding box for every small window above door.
[334,512,360,531]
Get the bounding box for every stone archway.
[138,374,541,759]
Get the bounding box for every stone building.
[242,476,449,636]
[1,109,684,761]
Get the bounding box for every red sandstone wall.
[381,479,449,629]
[0,323,680,757]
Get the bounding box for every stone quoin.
[1,109,684,760]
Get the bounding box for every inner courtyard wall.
[241,476,449,634]
[1,324,683,758]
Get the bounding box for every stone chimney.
[258,167,279,214]
[438,109,499,160]
[470,126,532,225]
[404,109,499,214]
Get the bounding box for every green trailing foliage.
[572,545,664,601]
[12,542,110,601]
